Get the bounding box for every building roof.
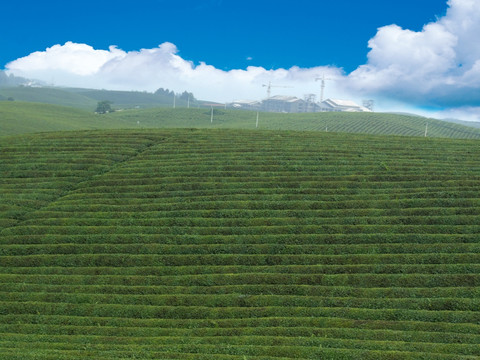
[321,98,372,112]
[325,99,360,107]
[232,99,261,105]
[267,95,303,103]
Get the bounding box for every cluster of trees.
[154,88,175,97]
[179,91,195,101]
[95,101,114,114]
[155,88,196,102]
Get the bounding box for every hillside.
[3,101,480,139]
[108,107,480,139]
[1,128,480,359]
[0,87,97,110]
[0,86,191,110]
[0,101,133,136]
[68,88,191,109]
[441,118,480,129]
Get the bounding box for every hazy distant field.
[2,101,480,139]
[0,86,189,111]
[1,128,480,359]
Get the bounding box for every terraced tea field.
[3,101,480,139]
[1,128,480,359]
[109,108,480,139]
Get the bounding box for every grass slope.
[0,86,190,110]
[441,118,480,129]
[88,106,480,139]
[0,87,97,110]
[1,128,480,359]
[3,102,480,139]
[0,102,137,136]
[69,88,190,109]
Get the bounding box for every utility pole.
[424,122,428,137]
[210,106,214,123]
[256,112,259,128]
[173,94,176,109]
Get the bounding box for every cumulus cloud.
[5,0,480,120]
[347,23,457,94]
[8,42,125,76]
[6,41,343,103]
[346,0,480,110]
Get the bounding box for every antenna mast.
[315,74,332,103]
[264,81,272,99]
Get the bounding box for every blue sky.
[3,0,480,120]
[1,0,447,71]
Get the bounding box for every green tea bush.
[2,128,480,359]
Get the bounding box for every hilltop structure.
[230,96,371,113]
[318,98,371,112]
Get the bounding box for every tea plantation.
[1,128,480,359]
[3,101,480,139]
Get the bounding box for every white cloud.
[347,23,457,94]
[8,42,125,76]
[5,0,480,121]
[6,41,343,103]
[430,106,480,121]
[346,0,480,109]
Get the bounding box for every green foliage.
[179,90,195,102]
[1,128,480,359]
[154,87,175,97]
[95,100,114,114]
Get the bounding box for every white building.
[230,99,261,111]
[262,95,306,113]
[229,97,372,113]
[319,99,372,112]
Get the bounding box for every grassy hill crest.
[0,86,191,111]
[2,100,480,140]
